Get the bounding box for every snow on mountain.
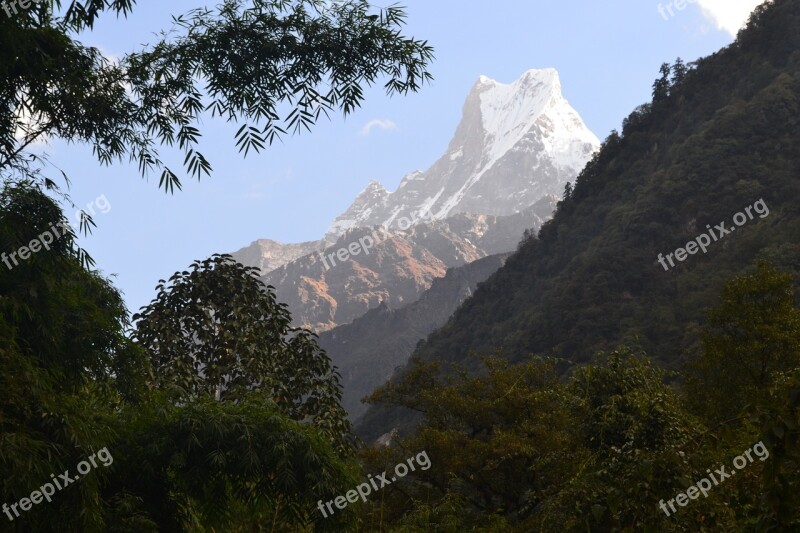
[478,69,599,176]
[325,180,391,237]
[325,68,600,241]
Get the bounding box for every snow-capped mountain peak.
[478,68,562,165]
[325,68,599,240]
[325,179,391,237]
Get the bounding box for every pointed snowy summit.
[326,68,600,239]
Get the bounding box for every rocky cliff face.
[231,239,327,275]
[262,210,548,331]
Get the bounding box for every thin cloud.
[695,0,764,36]
[360,119,397,136]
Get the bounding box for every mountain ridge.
[261,203,555,331]
[357,0,800,441]
[325,68,599,241]
[231,69,598,332]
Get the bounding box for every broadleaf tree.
[688,261,800,423]
[133,254,355,455]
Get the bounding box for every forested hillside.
[3,0,800,531]
[352,5,800,531]
[378,0,800,373]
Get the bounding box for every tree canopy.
[0,182,359,531]
[0,0,434,191]
[133,254,354,455]
[362,263,800,530]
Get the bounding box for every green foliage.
[544,352,705,532]
[571,352,695,453]
[1,1,435,530]
[757,367,800,530]
[6,0,800,530]
[0,0,434,192]
[0,181,145,531]
[671,58,688,86]
[360,0,800,509]
[1,184,358,530]
[362,261,800,531]
[683,262,800,530]
[0,180,149,397]
[366,341,800,532]
[363,355,581,531]
[652,62,673,103]
[103,394,358,532]
[133,254,354,455]
[688,261,800,423]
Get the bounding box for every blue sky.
[44,0,755,315]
